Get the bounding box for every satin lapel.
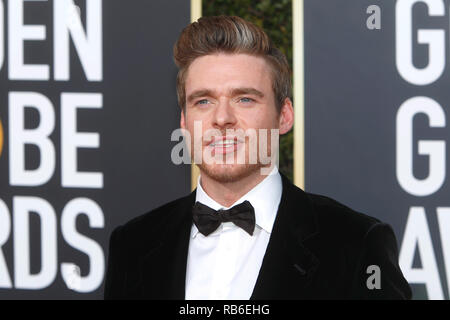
[251,174,320,300]
[140,190,196,299]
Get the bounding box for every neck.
[199,166,274,207]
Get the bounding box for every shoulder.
[110,192,194,249]
[302,192,409,299]
[302,191,397,253]
[121,194,190,230]
[306,192,381,231]
[280,174,383,241]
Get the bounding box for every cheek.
[241,109,279,129]
[185,117,209,145]
[186,111,218,136]
[184,111,202,130]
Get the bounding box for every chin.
[198,162,261,183]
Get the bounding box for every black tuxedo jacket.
[104,174,411,299]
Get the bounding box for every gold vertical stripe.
[188,1,304,190]
[191,0,202,23]
[293,0,305,190]
[190,0,202,190]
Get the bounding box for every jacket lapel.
[140,191,196,299]
[251,174,320,299]
[136,174,319,300]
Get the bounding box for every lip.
[206,136,243,155]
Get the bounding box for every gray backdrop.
[0,0,190,299]
[305,0,450,299]
[2,0,448,301]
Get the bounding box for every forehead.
[185,53,273,94]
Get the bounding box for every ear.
[180,109,186,129]
[278,98,294,135]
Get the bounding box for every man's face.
[181,53,292,183]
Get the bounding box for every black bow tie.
[192,200,256,236]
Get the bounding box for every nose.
[212,98,237,129]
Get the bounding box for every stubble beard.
[191,129,277,183]
[198,161,262,183]
[196,140,273,183]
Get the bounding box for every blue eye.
[239,97,254,103]
[196,99,210,105]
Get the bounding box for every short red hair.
[173,15,291,113]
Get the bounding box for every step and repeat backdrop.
[305,0,450,299]
[1,0,449,301]
[0,0,190,299]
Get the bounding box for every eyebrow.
[186,87,265,104]
[230,87,264,98]
[187,89,214,104]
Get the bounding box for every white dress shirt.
[185,167,282,300]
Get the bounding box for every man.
[104,16,411,300]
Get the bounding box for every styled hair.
[173,15,291,113]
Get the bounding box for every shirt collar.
[192,166,282,238]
